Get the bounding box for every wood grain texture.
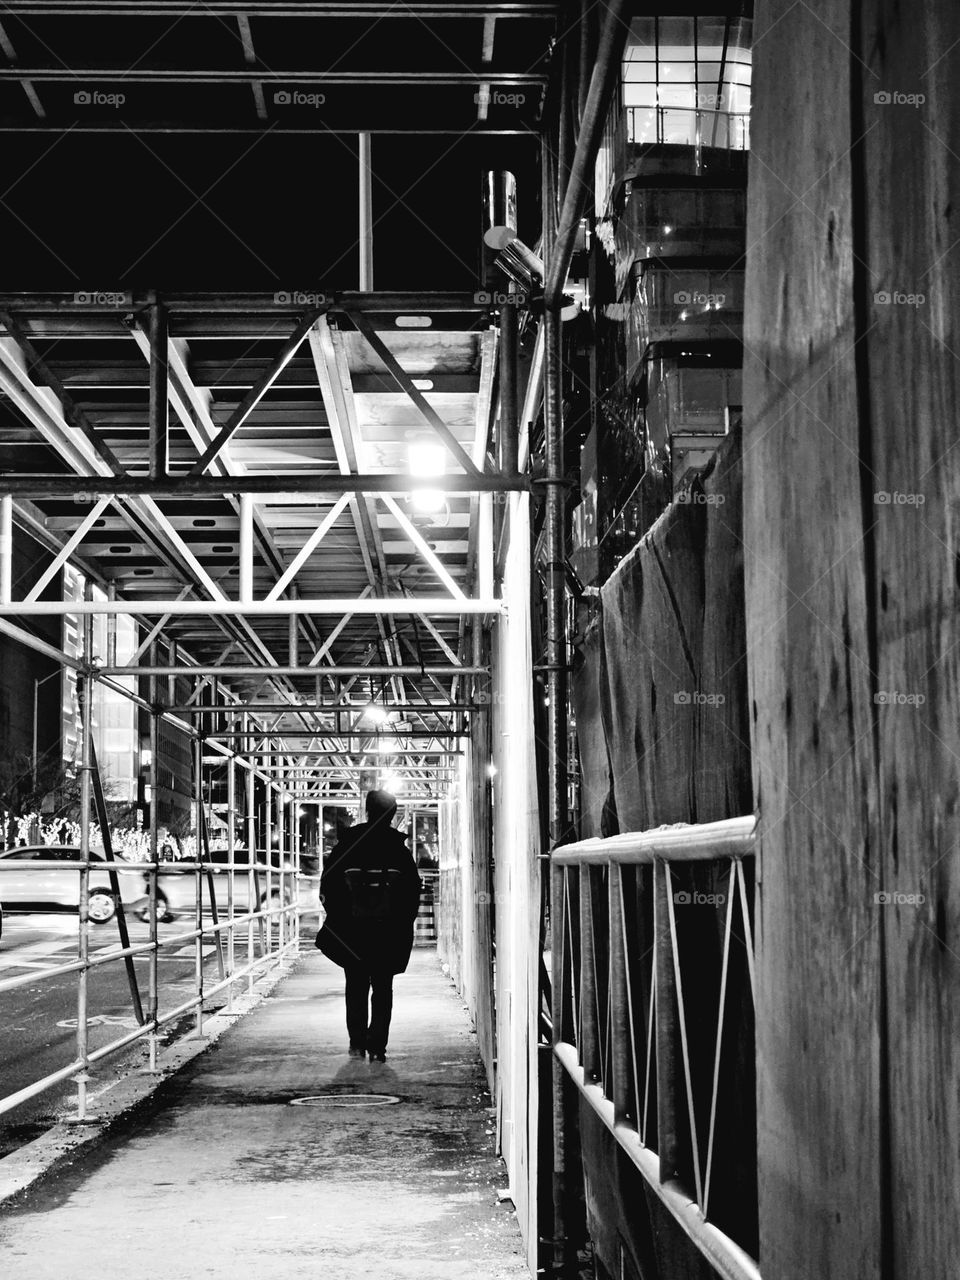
[744,1,882,1273]
[859,2,960,1271]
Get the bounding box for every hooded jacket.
[316,819,422,974]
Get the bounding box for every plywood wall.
[744,1,960,1274]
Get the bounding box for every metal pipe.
[499,303,519,475]
[147,654,160,1071]
[148,299,169,480]
[75,610,94,1120]
[0,493,12,604]
[174,701,480,714]
[0,473,530,498]
[359,132,374,290]
[553,1043,762,1280]
[0,598,504,617]
[550,817,757,866]
[101,665,488,677]
[544,0,630,308]
[193,734,205,1036]
[543,305,568,850]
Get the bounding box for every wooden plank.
[743,2,882,1275]
[859,3,960,1273]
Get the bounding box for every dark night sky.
[0,129,540,291]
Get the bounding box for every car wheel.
[136,892,172,924]
[88,889,117,923]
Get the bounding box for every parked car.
[136,858,295,923]
[0,845,133,924]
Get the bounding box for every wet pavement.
[0,948,528,1279]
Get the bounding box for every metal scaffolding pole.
[226,751,236,1007]
[147,652,161,1070]
[193,735,205,1037]
[74,610,94,1120]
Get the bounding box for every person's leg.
[367,968,395,1057]
[343,964,371,1051]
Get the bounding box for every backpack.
[344,866,402,920]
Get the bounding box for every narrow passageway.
[0,951,526,1280]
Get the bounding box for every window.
[622,15,752,149]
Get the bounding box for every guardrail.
[0,855,301,1121]
[550,816,759,1280]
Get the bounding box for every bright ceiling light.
[409,440,447,514]
[364,704,391,725]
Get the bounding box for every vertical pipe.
[654,858,681,1182]
[0,492,12,604]
[106,583,117,668]
[543,306,568,848]
[148,299,169,481]
[147,647,160,1071]
[288,586,299,667]
[499,303,519,475]
[479,494,494,599]
[75,611,94,1119]
[226,751,236,1006]
[245,731,256,993]
[193,734,204,1037]
[359,132,374,290]
[167,639,177,706]
[277,784,286,956]
[239,494,254,603]
[578,865,599,1080]
[264,780,273,957]
[608,863,630,1121]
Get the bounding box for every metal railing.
[0,854,301,1121]
[626,105,750,152]
[550,816,759,1280]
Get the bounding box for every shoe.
[348,1043,366,1058]
[368,1048,386,1062]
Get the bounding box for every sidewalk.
[0,949,528,1280]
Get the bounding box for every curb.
[0,954,299,1208]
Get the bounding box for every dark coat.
[316,820,422,974]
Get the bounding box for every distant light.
[486,762,498,779]
[663,225,673,235]
[364,705,391,725]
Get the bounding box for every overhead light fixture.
[408,440,446,514]
[364,704,391,725]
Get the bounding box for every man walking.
[316,789,422,1061]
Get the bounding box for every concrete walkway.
[0,949,528,1280]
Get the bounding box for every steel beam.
[0,68,546,86]
[189,305,329,475]
[0,598,501,616]
[0,473,532,499]
[100,664,486,676]
[0,3,557,14]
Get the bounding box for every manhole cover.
[289,1093,400,1108]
